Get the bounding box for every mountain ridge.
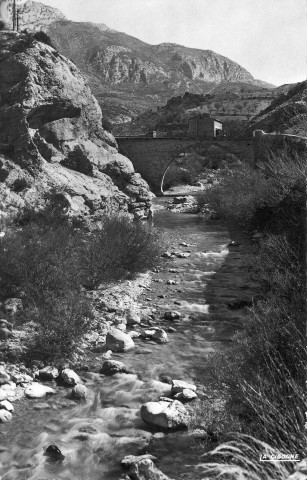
[17,1,275,123]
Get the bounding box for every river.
[0,196,256,480]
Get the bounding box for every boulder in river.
[100,360,133,376]
[163,311,181,321]
[0,409,12,423]
[161,252,172,258]
[37,367,59,381]
[60,369,81,386]
[12,373,32,384]
[128,457,173,479]
[171,379,196,395]
[175,252,190,259]
[25,383,56,399]
[126,311,141,326]
[141,399,189,430]
[174,389,198,401]
[45,445,65,461]
[121,454,157,467]
[106,328,135,352]
[0,400,14,412]
[151,328,169,344]
[72,384,88,400]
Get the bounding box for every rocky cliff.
[16,1,274,123]
[18,0,66,31]
[0,31,152,223]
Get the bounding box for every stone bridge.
[116,136,255,193]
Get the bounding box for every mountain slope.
[18,1,275,123]
[118,83,279,136]
[251,80,307,135]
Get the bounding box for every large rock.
[151,328,169,344]
[37,366,59,381]
[25,383,56,398]
[0,32,152,222]
[171,380,196,395]
[174,389,198,401]
[60,369,80,386]
[106,328,135,352]
[0,369,10,385]
[121,454,157,468]
[0,400,14,412]
[141,400,189,430]
[0,409,12,423]
[100,360,133,376]
[128,458,172,480]
[72,384,88,400]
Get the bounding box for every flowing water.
[0,197,256,480]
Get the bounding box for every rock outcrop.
[19,1,66,31]
[0,31,152,222]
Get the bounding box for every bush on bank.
[196,150,306,476]
[197,151,306,231]
[0,206,162,361]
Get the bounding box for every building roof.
[188,115,223,124]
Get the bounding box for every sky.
[39,0,307,86]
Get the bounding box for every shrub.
[196,152,306,230]
[0,205,162,361]
[0,210,80,303]
[24,292,93,362]
[79,214,162,289]
[33,31,56,49]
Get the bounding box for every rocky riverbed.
[0,197,259,480]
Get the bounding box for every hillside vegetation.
[252,80,307,136]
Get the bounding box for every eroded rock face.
[0,31,152,222]
[19,1,67,32]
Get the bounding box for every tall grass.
[197,435,291,480]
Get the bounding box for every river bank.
[0,197,259,480]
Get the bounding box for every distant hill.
[18,1,275,123]
[117,83,280,137]
[251,80,307,136]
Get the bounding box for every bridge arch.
[116,137,255,194]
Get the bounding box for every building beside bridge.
[188,115,223,138]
